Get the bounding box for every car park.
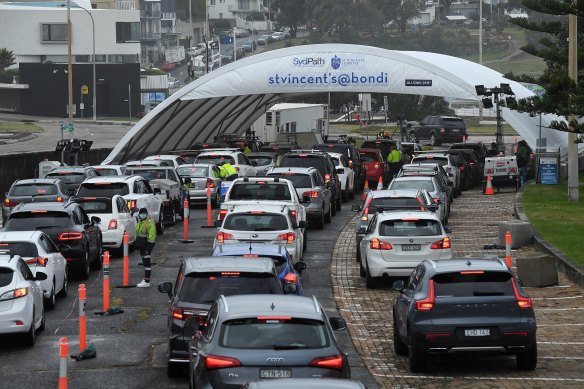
[71,195,136,252]
[392,258,536,372]
[246,152,278,176]
[388,176,449,224]
[45,166,100,195]
[411,153,461,197]
[410,115,468,146]
[157,256,284,376]
[0,251,47,346]
[358,210,452,288]
[313,143,366,192]
[328,152,355,201]
[0,231,68,309]
[2,178,70,224]
[91,165,127,176]
[176,164,222,207]
[187,294,350,388]
[359,148,391,188]
[3,202,102,279]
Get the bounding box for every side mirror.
[153,188,162,194]
[336,168,344,174]
[34,272,48,281]
[329,317,347,331]
[90,216,101,224]
[392,279,405,292]
[357,226,366,234]
[131,207,139,215]
[444,226,452,233]
[351,204,362,212]
[157,281,173,298]
[58,244,71,254]
[294,262,307,272]
[297,220,308,229]
[214,219,223,228]
[283,283,297,294]
[368,205,378,214]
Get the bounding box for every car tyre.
[359,260,366,278]
[324,203,332,224]
[356,244,361,262]
[23,310,36,347]
[39,307,45,332]
[516,342,537,371]
[91,240,103,270]
[408,336,427,372]
[58,266,68,298]
[303,230,308,252]
[393,316,408,356]
[331,197,337,216]
[45,279,56,310]
[167,361,183,377]
[365,260,376,289]
[156,207,165,234]
[79,248,90,280]
[336,196,342,212]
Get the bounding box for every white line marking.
[533,295,583,300]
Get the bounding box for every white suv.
[76,176,165,233]
[411,152,461,197]
[195,149,257,177]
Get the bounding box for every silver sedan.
[176,164,222,207]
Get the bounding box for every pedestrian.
[515,140,530,187]
[219,161,238,180]
[386,143,402,182]
[399,114,409,142]
[135,208,156,288]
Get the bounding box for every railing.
[141,32,162,40]
[140,10,161,18]
[116,0,136,10]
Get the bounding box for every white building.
[208,0,271,30]
[0,0,140,66]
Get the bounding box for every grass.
[522,171,584,266]
[0,122,43,133]
[486,57,546,78]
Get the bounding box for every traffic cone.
[361,180,369,200]
[377,175,383,190]
[484,175,494,195]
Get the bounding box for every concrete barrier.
[517,253,558,287]
[498,220,532,249]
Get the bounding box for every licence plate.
[465,329,490,337]
[260,369,292,379]
[451,129,459,133]
[496,168,507,173]
[402,244,421,251]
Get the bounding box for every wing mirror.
[157,281,173,298]
[392,279,405,292]
[351,204,362,212]
[444,226,452,233]
[90,216,101,224]
[34,272,48,281]
[283,283,297,294]
[214,219,223,228]
[294,262,307,272]
[357,226,366,234]
[58,244,71,254]
[329,317,347,331]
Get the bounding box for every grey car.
[187,294,350,388]
[247,152,278,177]
[2,178,70,224]
[44,166,99,195]
[267,167,333,229]
[176,164,222,207]
[388,176,449,225]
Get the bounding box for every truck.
[164,46,186,64]
[483,156,519,192]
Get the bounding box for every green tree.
[246,11,265,22]
[0,48,15,70]
[273,0,306,38]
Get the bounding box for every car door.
[313,171,331,213]
[340,155,354,190]
[116,196,136,242]
[395,265,425,337]
[39,233,64,289]
[18,259,42,324]
[238,154,256,177]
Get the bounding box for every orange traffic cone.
[377,175,384,190]
[361,180,370,200]
[484,175,494,195]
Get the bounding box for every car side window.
[340,155,349,167]
[18,259,34,281]
[404,265,424,296]
[176,157,186,165]
[202,304,219,339]
[78,207,90,224]
[60,182,68,195]
[142,180,154,194]
[39,235,53,253]
[314,171,324,187]
[174,264,184,296]
[367,214,377,233]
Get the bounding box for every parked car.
[176,164,222,207]
[359,148,391,188]
[241,40,256,52]
[271,31,286,41]
[161,61,177,71]
[91,165,127,176]
[444,150,473,190]
[45,166,100,195]
[313,143,366,192]
[392,258,536,372]
[257,34,273,45]
[2,178,70,224]
[410,115,468,146]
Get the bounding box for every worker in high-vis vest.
[386,143,402,182]
[219,162,238,180]
[135,208,156,288]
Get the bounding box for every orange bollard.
[377,175,383,190]
[58,337,68,389]
[361,180,370,200]
[505,230,512,268]
[180,199,195,242]
[102,251,110,312]
[78,284,87,352]
[122,231,129,286]
[206,188,212,227]
[484,175,494,195]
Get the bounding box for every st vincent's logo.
[331,55,341,69]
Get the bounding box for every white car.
[72,195,137,251]
[213,203,306,263]
[195,149,258,178]
[0,231,67,309]
[0,251,47,346]
[92,165,127,176]
[358,210,452,289]
[388,175,449,225]
[328,152,355,202]
[143,155,187,168]
[271,31,286,41]
[411,153,462,197]
[76,176,165,233]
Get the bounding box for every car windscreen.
[248,156,273,166]
[220,317,329,349]
[359,152,379,163]
[223,213,289,231]
[5,211,71,230]
[177,166,208,178]
[77,183,130,197]
[412,157,448,166]
[267,174,312,188]
[390,179,436,193]
[379,219,441,236]
[95,168,120,176]
[0,268,13,288]
[73,199,112,214]
[433,272,514,297]
[195,155,236,165]
[229,183,291,201]
[178,272,281,304]
[126,169,169,181]
[10,184,58,197]
[0,242,39,257]
[280,156,326,173]
[46,173,86,185]
[442,118,466,128]
[370,197,423,210]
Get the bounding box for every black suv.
[279,151,342,213]
[447,148,484,185]
[450,142,489,163]
[313,143,366,192]
[411,116,468,146]
[45,166,100,195]
[392,258,536,372]
[4,202,102,279]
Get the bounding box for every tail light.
[290,210,297,225]
[59,232,83,241]
[361,198,372,221]
[511,278,533,309]
[348,159,353,168]
[324,173,331,183]
[430,237,451,249]
[432,197,440,204]
[108,219,118,230]
[373,163,380,169]
[127,200,136,210]
[171,307,208,321]
[459,165,465,172]
[277,232,295,244]
[370,238,392,250]
[302,191,319,198]
[0,287,28,301]
[469,162,475,166]
[205,355,241,370]
[206,178,215,188]
[309,355,344,370]
[425,332,452,340]
[464,134,469,141]
[216,232,234,243]
[26,257,48,267]
[439,127,445,133]
[219,209,228,220]
[283,272,299,284]
[415,280,435,311]
[4,198,17,207]
[235,166,240,172]
[56,196,64,202]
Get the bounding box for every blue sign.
[539,157,558,184]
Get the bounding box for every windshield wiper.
[272,343,307,350]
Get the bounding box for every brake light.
[361,198,372,221]
[425,333,452,340]
[127,200,136,210]
[503,331,529,337]
[324,174,331,183]
[291,210,297,225]
[309,355,344,370]
[470,162,475,166]
[206,178,215,189]
[432,197,440,204]
[219,209,228,220]
[277,232,295,244]
[283,272,298,284]
[373,163,380,169]
[459,165,465,172]
[249,211,264,214]
[221,272,240,276]
[59,232,83,241]
[370,238,392,250]
[302,191,319,198]
[205,355,241,370]
[108,219,118,230]
[415,280,435,311]
[430,237,451,249]
[235,166,240,172]
[26,257,48,266]
[257,316,292,320]
[171,308,195,321]
[56,196,64,202]
[0,287,28,301]
[4,198,17,207]
[31,210,48,213]
[216,232,234,243]
[460,271,484,275]
[348,159,353,167]
[511,278,533,309]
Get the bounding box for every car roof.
[197,149,240,156]
[183,256,275,273]
[126,166,175,170]
[0,230,42,241]
[233,177,291,185]
[213,243,288,257]
[392,175,435,181]
[220,295,323,319]
[13,201,71,212]
[144,155,179,160]
[13,178,61,185]
[226,203,290,213]
[326,152,345,158]
[92,165,125,169]
[177,163,214,168]
[47,166,92,173]
[426,257,509,274]
[359,148,382,154]
[81,175,137,183]
[268,167,315,175]
[246,152,278,158]
[376,210,440,221]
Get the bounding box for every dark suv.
[45,166,99,195]
[279,151,342,213]
[361,139,410,164]
[411,116,468,146]
[313,143,366,192]
[392,258,536,372]
[3,178,70,224]
[447,148,483,185]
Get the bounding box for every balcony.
[116,0,136,10]
[141,32,162,41]
[140,10,161,18]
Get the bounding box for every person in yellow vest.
[219,162,238,180]
[243,145,253,154]
[135,208,156,288]
[386,143,402,181]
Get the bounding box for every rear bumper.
[101,229,125,248]
[0,298,32,334]
[188,188,218,202]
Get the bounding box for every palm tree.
[0,48,15,70]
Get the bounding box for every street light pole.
[67,0,73,120]
[77,5,96,122]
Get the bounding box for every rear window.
[248,156,273,166]
[77,183,130,197]
[178,272,281,304]
[126,169,170,181]
[95,168,121,176]
[359,152,380,163]
[412,156,448,166]
[229,183,291,201]
[177,166,208,178]
[433,272,514,297]
[73,199,112,214]
[370,197,423,210]
[5,211,71,230]
[267,174,312,188]
[0,242,38,257]
[196,155,235,165]
[46,172,86,185]
[313,144,351,158]
[10,184,58,197]
[220,317,329,349]
[280,156,326,173]
[379,219,441,236]
[0,268,13,288]
[224,213,289,231]
[390,179,436,192]
[442,118,466,128]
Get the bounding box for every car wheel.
[359,259,366,277]
[408,335,427,372]
[23,309,36,347]
[156,207,165,234]
[79,248,90,280]
[365,260,376,289]
[45,279,56,310]
[336,196,342,212]
[167,361,183,377]
[324,203,332,224]
[356,244,361,262]
[341,185,348,202]
[58,266,68,298]
[331,197,337,216]
[393,315,408,356]
[516,342,537,370]
[91,240,103,270]
[170,208,177,225]
[429,133,437,146]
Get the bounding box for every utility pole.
[567,8,578,201]
[478,0,483,122]
[67,0,73,120]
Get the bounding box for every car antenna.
[248,236,253,254]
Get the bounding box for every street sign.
[538,156,559,184]
[81,85,89,95]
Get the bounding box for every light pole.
[78,5,97,122]
[475,84,516,154]
[67,0,73,120]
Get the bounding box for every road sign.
[81,85,89,95]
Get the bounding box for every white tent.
[103,43,577,164]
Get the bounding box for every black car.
[279,151,342,213]
[392,258,536,372]
[447,148,483,185]
[45,166,100,195]
[446,150,473,190]
[313,143,366,192]
[450,142,489,163]
[3,202,102,279]
[410,116,468,146]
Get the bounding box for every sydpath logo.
[292,57,326,67]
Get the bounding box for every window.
[275,111,281,125]
[0,242,38,257]
[18,259,34,281]
[291,122,297,132]
[76,55,90,63]
[116,22,140,43]
[238,0,250,10]
[209,0,216,4]
[265,112,272,125]
[42,23,67,42]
